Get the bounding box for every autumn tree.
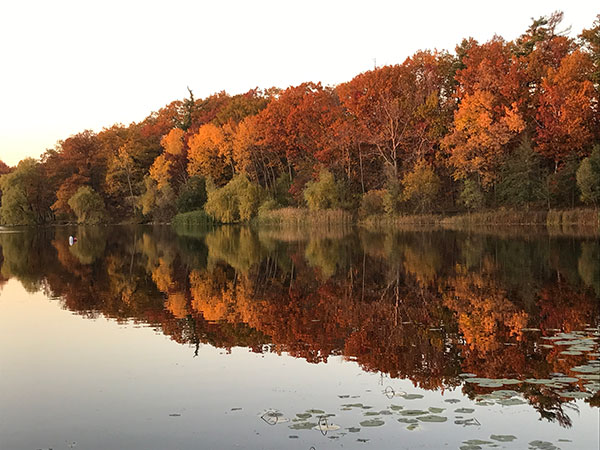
[579,14,600,86]
[338,52,455,185]
[534,50,597,167]
[187,123,232,185]
[444,37,527,188]
[401,159,441,212]
[0,160,10,176]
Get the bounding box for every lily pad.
[464,377,491,384]
[455,418,480,426]
[558,391,593,399]
[497,398,526,406]
[463,440,492,445]
[492,389,520,397]
[475,401,495,406]
[529,440,559,449]
[418,415,447,422]
[347,427,361,432]
[578,374,600,380]
[444,398,461,404]
[477,381,503,388]
[289,422,316,430]
[459,446,482,450]
[389,404,404,411]
[360,418,385,427]
[314,422,341,431]
[550,376,579,383]
[402,393,424,400]
[397,418,418,423]
[490,434,517,442]
[296,413,312,419]
[406,423,419,431]
[525,378,554,384]
[363,411,380,416]
[399,409,428,416]
[428,407,445,413]
[306,409,325,414]
[341,403,364,408]
[571,365,599,373]
[498,379,522,385]
[455,408,475,413]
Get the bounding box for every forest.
[0,12,599,226]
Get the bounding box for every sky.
[0,1,597,167]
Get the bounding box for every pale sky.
[0,1,597,166]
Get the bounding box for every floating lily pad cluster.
[461,328,599,404]
[257,329,598,446]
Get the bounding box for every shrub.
[258,198,279,218]
[303,169,341,211]
[68,186,106,224]
[171,210,214,227]
[577,146,600,206]
[359,190,386,218]
[204,174,263,223]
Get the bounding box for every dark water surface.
[0,225,598,450]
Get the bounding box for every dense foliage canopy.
[1,13,599,225]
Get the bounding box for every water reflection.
[0,225,598,428]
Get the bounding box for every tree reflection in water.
[0,225,598,427]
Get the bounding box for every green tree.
[68,186,106,224]
[576,146,600,205]
[176,176,207,213]
[303,169,341,211]
[497,138,547,207]
[547,156,579,208]
[0,159,51,225]
[204,174,263,223]
[460,179,485,211]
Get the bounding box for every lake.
[0,225,598,450]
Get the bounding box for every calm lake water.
[0,225,598,450]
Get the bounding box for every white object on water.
[69,236,74,246]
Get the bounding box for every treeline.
[1,12,599,226]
